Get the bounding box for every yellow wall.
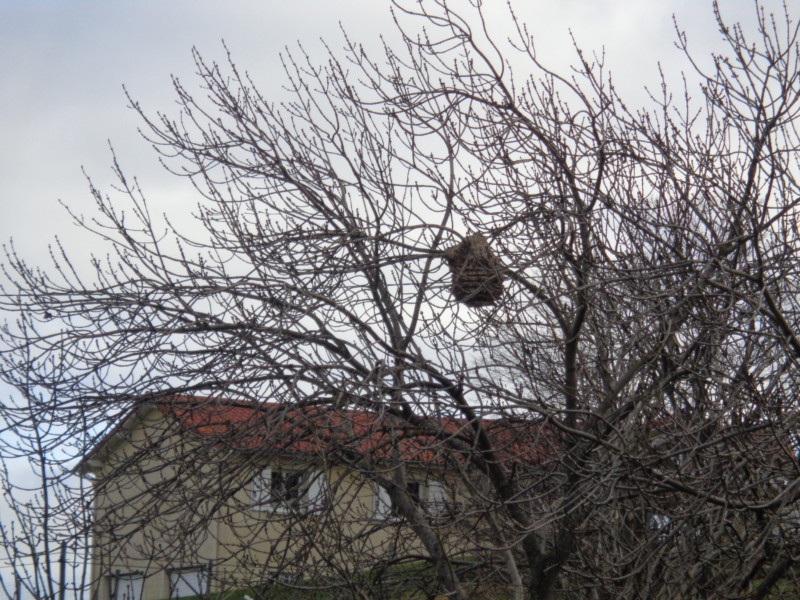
[86,407,456,600]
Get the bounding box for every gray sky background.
[0,0,770,261]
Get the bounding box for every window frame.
[168,566,210,599]
[110,572,144,600]
[373,482,394,520]
[373,478,448,519]
[425,479,448,515]
[252,465,326,513]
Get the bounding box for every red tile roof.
[76,395,554,474]
[160,396,554,467]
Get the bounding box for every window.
[374,483,393,519]
[373,479,448,519]
[169,567,209,598]
[426,480,447,515]
[110,573,143,600]
[406,482,421,503]
[252,466,325,512]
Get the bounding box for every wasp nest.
[444,233,505,307]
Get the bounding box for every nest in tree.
[444,233,505,307]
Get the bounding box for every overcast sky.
[0,0,773,262]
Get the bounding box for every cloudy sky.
[0,0,772,263]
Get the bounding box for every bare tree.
[2,1,800,599]
[0,388,91,600]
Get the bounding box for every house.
[79,396,551,600]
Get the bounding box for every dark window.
[253,467,326,513]
[406,482,421,503]
[270,470,304,506]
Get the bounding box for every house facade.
[78,398,514,600]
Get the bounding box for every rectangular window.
[374,480,445,519]
[252,467,325,512]
[406,482,421,503]
[425,480,447,515]
[305,470,326,510]
[169,567,209,598]
[271,469,305,505]
[110,573,144,600]
[373,483,393,519]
